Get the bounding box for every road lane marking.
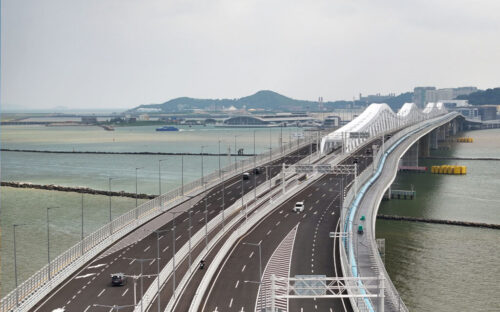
[144,246,150,252]
[97,289,105,297]
[75,273,96,279]
[276,221,280,226]
[235,280,240,288]
[315,200,319,204]
[84,306,91,312]
[122,288,129,296]
[307,193,312,197]
[241,265,246,272]
[176,235,182,241]
[88,264,106,269]
[266,230,272,236]
[229,298,233,308]
[249,252,254,258]
[162,246,169,252]
[149,259,156,266]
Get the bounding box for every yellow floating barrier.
[431,165,467,175]
[457,137,474,143]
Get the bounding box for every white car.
[293,201,304,213]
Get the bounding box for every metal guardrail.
[1,134,316,312]
[339,113,459,312]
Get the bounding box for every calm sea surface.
[0,124,305,295]
[377,128,500,311]
[1,125,499,311]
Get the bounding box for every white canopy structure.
[320,102,447,153]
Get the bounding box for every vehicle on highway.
[52,309,65,312]
[243,172,250,180]
[293,201,305,213]
[353,157,359,164]
[358,225,364,234]
[199,260,205,270]
[253,167,261,174]
[111,273,127,286]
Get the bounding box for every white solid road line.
[87,263,106,269]
[97,289,106,297]
[75,273,96,279]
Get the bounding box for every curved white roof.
[320,102,447,153]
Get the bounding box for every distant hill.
[456,88,500,105]
[130,90,353,113]
[129,90,414,113]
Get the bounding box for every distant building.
[413,87,436,109]
[322,116,340,128]
[478,105,497,121]
[138,114,150,121]
[360,93,396,104]
[413,86,477,109]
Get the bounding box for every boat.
[156,126,179,132]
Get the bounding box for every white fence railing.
[1,134,317,312]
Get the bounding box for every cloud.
[1,0,499,109]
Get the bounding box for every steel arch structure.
[320,102,447,153]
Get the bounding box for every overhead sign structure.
[295,165,314,174]
[316,164,332,173]
[349,132,370,139]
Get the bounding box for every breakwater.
[1,148,256,156]
[377,214,500,230]
[1,181,156,199]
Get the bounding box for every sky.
[1,0,500,110]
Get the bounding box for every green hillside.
[456,88,500,105]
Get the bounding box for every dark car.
[111,273,127,286]
[243,172,250,180]
[253,167,261,174]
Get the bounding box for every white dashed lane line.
[97,289,106,297]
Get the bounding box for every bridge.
[1,102,479,312]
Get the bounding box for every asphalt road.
[29,144,316,312]
[199,140,379,312]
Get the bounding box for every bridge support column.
[401,142,419,167]
[418,135,430,157]
[430,129,439,150]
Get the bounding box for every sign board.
[349,132,370,139]
[316,164,332,173]
[295,165,314,174]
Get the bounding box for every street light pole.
[158,159,167,197]
[108,177,114,223]
[135,167,143,208]
[243,241,264,308]
[253,130,257,201]
[204,198,209,249]
[123,258,155,312]
[46,207,58,280]
[201,146,207,188]
[81,194,84,255]
[218,139,222,178]
[234,135,238,170]
[181,155,184,195]
[169,211,181,299]
[13,223,26,307]
[155,229,170,312]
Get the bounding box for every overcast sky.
[1,0,500,110]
